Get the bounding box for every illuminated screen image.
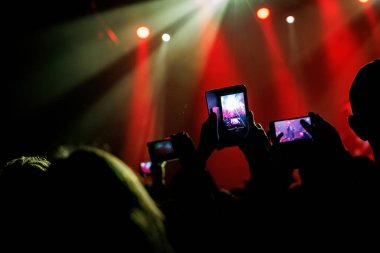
[148,139,177,162]
[274,117,312,143]
[152,140,174,156]
[139,161,152,175]
[220,92,247,131]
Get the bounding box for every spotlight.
[137,26,150,39]
[358,0,369,3]
[286,16,295,24]
[162,33,171,42]
[257,7,270,20]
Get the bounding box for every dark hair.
[0,155,50,235]
[48,146,173,252]
[349,59,380,117]
[0,156,49,193]
[3,156,50,172]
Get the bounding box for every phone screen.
[148,139,176,163]
[153,140,174,156]
[273,116,312,143]
[220,92,247,131]
[139,161,152,175]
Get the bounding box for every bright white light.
[286,16,295,24]
[257,8,270,20]
[137,26,150,39]
[162,33,171,42]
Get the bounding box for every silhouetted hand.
[197,110,218,164]
[238,112,294,197]
[168,131,217,205]
[239,111,270,161]
[298,112,352,192]
[237,111,274,183]
[170,131,197,169]
[300,112,346,154]
[268,130,284,146]
[150,162,166,200]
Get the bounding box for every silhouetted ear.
[348,114,368,141]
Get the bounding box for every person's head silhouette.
[348,59,380,161]
[47,146,173,252]
[0,156,49,204]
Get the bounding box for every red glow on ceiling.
[363,3,380,56]
[260,20,305,116]
[316,0,365,76]
[124,40,156,169]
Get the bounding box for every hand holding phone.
[205,84,250,148]
[269,116,313,144]
[147,139,178,163]
[300,112,346,152]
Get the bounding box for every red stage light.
[257,7,270,20]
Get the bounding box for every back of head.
[47,146,173,252]
[349,59,380,144]
[0,156,49,203]
[350,59,380,118]
[0,156,50,247]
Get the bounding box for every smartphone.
[139,161,152,176]
[147,139,177,163]
[269,116,313,144]
[138,161,154,186]
[205,84,249,147]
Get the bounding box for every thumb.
[247,110,254,126]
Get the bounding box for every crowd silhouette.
[1,59,379,251]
